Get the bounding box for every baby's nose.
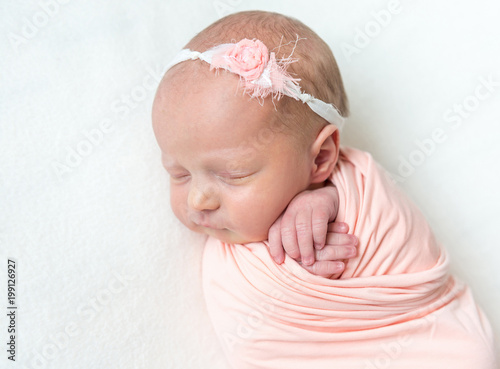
[187,182,220,211]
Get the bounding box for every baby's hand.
[298,222,357,278]
[268,183,357,268]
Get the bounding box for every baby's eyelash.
[169,173,190,181]
[217,173,254,183]
[227,175,249,180]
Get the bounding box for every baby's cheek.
[170,189,189,224]
[236,207,277,242]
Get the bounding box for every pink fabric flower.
[224,39,269,81]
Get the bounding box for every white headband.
[162,39,345,130]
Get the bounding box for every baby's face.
[152,68,314,244]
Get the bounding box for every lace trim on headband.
[162,39,345,130]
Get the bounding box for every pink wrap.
[202,146,496,368]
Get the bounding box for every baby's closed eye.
[215,171,257,184]
[165,169,191,183]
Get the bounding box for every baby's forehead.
[155,62,312,150]
[158,62,241,107]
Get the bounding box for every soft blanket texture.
[202,146,496,368]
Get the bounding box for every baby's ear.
[309,124,339,184]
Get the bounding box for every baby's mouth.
[189,216,224,230]
[199,222,222,230]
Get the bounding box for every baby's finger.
[295,210,315,266]
[280,213,301,261]
[301,260,345,278]
[311,208,329,250]
[325,232,358,246]
[268,219,285,264]
[327,222,349,234]
[315,245,357,261]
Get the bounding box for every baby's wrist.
[304,181,339,222]
[322,181,339,221]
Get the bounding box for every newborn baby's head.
[152,10,348,244]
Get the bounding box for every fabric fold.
[202,146,496,368]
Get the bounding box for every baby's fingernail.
[335,261,345,271]
[347,246,356,257]
[350,235,358,245]
[315,242,324,250]
[303,257,314,266]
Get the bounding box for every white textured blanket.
[1,1,498,368]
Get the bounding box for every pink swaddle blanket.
[202,146,496,368]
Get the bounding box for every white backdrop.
[1,1,499,368]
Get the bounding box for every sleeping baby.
[152,10,497,369]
